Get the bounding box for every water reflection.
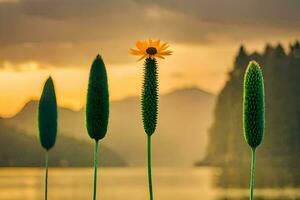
[218,166,300,188]
[0,168,299,200]
[218,198,300,200]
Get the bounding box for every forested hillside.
[198,41,300,187]
[0,119,127,167]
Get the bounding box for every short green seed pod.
[86,55,109,141]
[243,61,265,149]
[38,76,58,150]
[141,57,158,136]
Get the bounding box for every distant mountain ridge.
[4,87,216,166]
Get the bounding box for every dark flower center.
[146,47,157,55]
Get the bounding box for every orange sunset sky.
[0,0,300,117]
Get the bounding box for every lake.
[0,167,299,200]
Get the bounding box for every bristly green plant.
[38,76,58,200]
[142,57,158,200]
[130,39,172,200]
[243,61,265,200]
[142,57,158,137]
[86,55,109,200]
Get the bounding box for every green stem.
[147,135,153,200]
[45,151,48,200]
[93,140,99,200]
[250,148,256,200]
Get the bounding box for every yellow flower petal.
[137,54,147,61]
[129,48,144,55]
[136,41,147,51]
[155,54,165,59]
[159,50,172,56]
[158,43,169,51]
[152,40,160,48]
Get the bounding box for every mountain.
[0,118,127,167]
[198,42,300,187]
[4,88,216,166]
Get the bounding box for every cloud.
[0,0,300,68]
[139,0,300,25]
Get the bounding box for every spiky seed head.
[86,55,109,141]
[142,57,158,136]
[38,76,58,150]
[243,61,265,149]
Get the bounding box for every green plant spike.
[142,57,158,200]
[86,55,109,200]
[142,57,158,136]
[243,61,265,200]
[38,76,58,200]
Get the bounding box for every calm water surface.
[0,167,299,200]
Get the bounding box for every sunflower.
[130,39,172,61]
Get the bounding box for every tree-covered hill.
[0,118,127,167]
[197,41,300,187]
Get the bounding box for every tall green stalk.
[86,55,109,200]
[93,141,99,200]
[147,135,153,200]
[45,151,48,200]
[142,57,158,200]
[243,61,265,200]
[250,148,256,200]
[38,77,57,200]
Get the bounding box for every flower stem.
[147,135,153,200]
[45,151,48,200]
[93,140,99,200]
[250,148,256,200]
